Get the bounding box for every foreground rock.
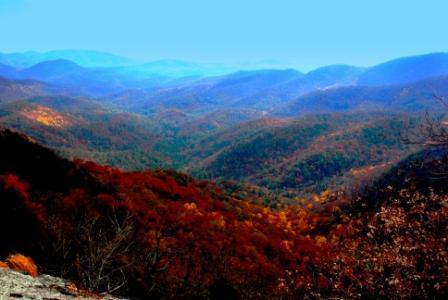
[0,268,124,300]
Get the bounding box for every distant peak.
[29,59,82,68]
[23,59,84,75]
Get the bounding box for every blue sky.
[1,0,447,69]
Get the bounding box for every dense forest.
[0,128,447,299]
[1,50,448,298]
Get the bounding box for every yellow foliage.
[312,190,331,204]
[215,216,226,228]
[183,202,197,210]
[20,106,72,128]
[315,235,327,246]
[278,211,287,222]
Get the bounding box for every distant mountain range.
[0,50,448,190]
[0,50,136,68]
[1,51,448,127]
[0,50,301,77]
[0,51,447,103]
[0,59,180,97]
[274,75,448,117]
[357,52,448,86]
[98,52,448,115]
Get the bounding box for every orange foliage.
[6,254,38,277]
[20,106,72,128]
[11,161,331,297]
[1,139,447,298]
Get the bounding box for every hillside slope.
[0,77,64,104]
[275,75,448,117]
[185,113,418,196]
[358,52,448,86]
[0,128,331,298]
[0,96,167,169]
[0,128,446,299]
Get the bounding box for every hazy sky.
[1,0,447,69]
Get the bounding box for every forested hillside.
[0,128,446,299]
[2,0,448,298]
[0,51,448,299]
[185,113,419,197]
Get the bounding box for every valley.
[2,52,447,199]
[0,49,447,299]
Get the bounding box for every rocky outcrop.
[0,268,124,300]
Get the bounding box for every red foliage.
[2,154,447,298]
[3,160,329,297]
[1,174,29,200]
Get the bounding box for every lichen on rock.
[0,268,124,300]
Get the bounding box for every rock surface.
[0,268,124,300]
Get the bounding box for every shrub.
[6,254,38,277]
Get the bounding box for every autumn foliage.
[0,254,38,277]
[0,129,447,299]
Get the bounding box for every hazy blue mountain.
[0,59,177,97]
[107,66,367,114]
[2,51,448,115]
[117,53,448,112]
[121,59,309,78]
[131,60,218,77]
[20,59,85,81]
[0,51,298,78]
[0,50,135,68]
[0,64,19,78]
[357,52,448,86]
[211,69,303,98]
[118,53,448,116]
[106,69,303,114]
[0,76,65,104]
[127,59,270,78]
[302,64,364,87]
[12,59,126,96]
[0,49,285,83]
[42,50,136,67]
[275,75,448,116]
[0,51,42,68]
[233,65,364,109]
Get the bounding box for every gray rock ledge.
[0,268,125,300]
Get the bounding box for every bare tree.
[73,211,135,294]
[401,95,448,147]
[400,95,448,180]
[138,230,171,295]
